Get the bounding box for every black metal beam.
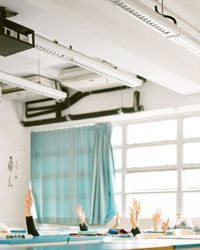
[22,107,143,127]
[25,86,130,118]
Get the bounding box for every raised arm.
[25,190,39,236]
[110,212,120,230]
[152,209,162,231]
[129,206,141,236]
[76,206,88,231]
[162,218,169,235]
[25,190,33,217]
[133,199,141,224]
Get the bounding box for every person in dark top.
[25,190,39,236]
[25,191,142,237]
[129,204,141,236]
[76,198,142,237]
[76,206,88,231]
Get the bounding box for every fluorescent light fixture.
[107,0,180,37]
[108,0,200,56]
[0,71,67,101]
[170,32,200,57]
[35,35,142,88]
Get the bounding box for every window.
[125,171,177,192]
[111,126,122,146]
[183,116,200,139]
[115,194,122,215]
[114,172,122,193]
[127,145,177,168]
[127,120,177,144]
[112,115,200,220]
[182,169,200,190]
[112,126,123,214]
[182,116,200,218]
[113,149,122,170]
[183,142,200,164]
[126,193,176,218]
[183,192,200,218]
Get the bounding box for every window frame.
[112,113,200,218]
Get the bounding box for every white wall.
[0,98,30,228]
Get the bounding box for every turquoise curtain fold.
[89,124,116,225]
[31,123,115,225]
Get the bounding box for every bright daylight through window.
[111,115,200,219]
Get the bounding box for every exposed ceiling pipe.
[22,90,144,127]
[25,86,130,118]
[22,106,143,127]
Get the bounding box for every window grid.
[112,114,200,218]
[121,124,127,218]
[177,116,183,216]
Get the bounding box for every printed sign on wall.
[8,155,18,187]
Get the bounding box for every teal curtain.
[89,124,116,224]
[31,123,115,225]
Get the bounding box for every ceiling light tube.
[108,0,200,57]
[107,0,180,37]
[0,71,67,101]
[35,35,142,88]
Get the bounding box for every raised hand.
[76,206,85,225]
[25,190,33,217]
[152,209,162,231]
[162,218,169,235]
[133,199,141,223]
[111,212,120,230]
[129,206,138,229]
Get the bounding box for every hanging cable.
[154,0,177,25]
[37,59,41,83]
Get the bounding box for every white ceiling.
[0,0,200,95]
[160,0,200,31]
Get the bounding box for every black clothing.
[79,222,141,237]
[79,222,88,231]
[27,216,141,237]
[131,227,141,236]
[26,216,39,236]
